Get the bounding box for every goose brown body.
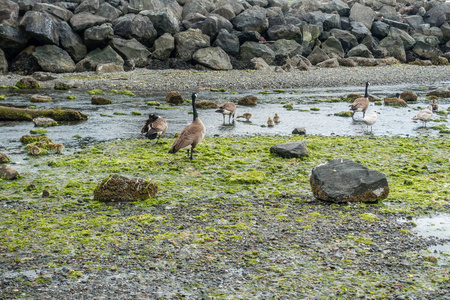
[216,102,236,124]
[142,113,168,143]
[349,82,370,119]
[169,93,206,159]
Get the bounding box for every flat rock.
[30,95,52,102]
[310,158,389,203]
[0,164,19,180]
[33,117,57,127]
[270,141,308,158]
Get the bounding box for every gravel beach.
[1,66,450,299]
[1,65,450,92]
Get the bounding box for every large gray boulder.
[310,159,389,203]
[129,0,183,18]
[316,57,339,68]
[0,0,19,23]
[113,14,158,47]
[32,45,76,73]
[379,37,406,62]
[329,28,358,51]
[404,15,424,30]
[74,0,99,14]
[267,24,303,43]
[240,41,275,65]
[271,39,303,57]
[413,41,442,59]
[0,164,19,180]
[0,20,28,59]
[58,21,87,62]
[323,0,350,17]
[371,21,390,39]
[152,33,175,60]
[323,13,341,31]
[182,0,215,19]
[96,2,122,22]
[34,3,73,22]
[441,22,450,42]
[347,44,373,58]
[351,21,372,42]
[141,8,180,36]
[110,37,151,68]
[349,2,375,30]
[183,13,233,39]
[20,11,59,45]
[213,29,240,56]
[301,24,322,53]
[413,32,440,48]
[321,36,345,58]
[75,45,124,72]
[70,12,108,32]
[307,46,330,65]
[84,23,114,50]
[388,27,415,50]
[211,4,236,21]
[193,46,232,70]
[424,3,448,27]
[270,141,308,158]
[233,6,268,33]
[266,6,285,27]
[174,28,210,61]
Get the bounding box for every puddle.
[404,213,450,265]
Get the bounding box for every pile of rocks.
[0,0,449,74]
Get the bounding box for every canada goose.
[52,143,64,154]
[237,112,252,121]
[431,99,438,112]
[267,117,274,127]
[273,113,280,123]
[349,82,370,119]
[141,113,168,144]
[362,110,379,132]
[168,92,206,159]
[215,102,236,124]
[29,145,41,155]
[412,105,433,127]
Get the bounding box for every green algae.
[88,89,103,95]
[146,101,160,106]
[66,95,77,100]
[0,95,5,100]
[119,90,135,96]
[210,88,227,92]
[29,128,49,134]
[131,111,142,115]
[334,111,353,117]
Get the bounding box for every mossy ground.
[0,135,449,298]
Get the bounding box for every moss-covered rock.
[237,95,257,106]
[334,111,353,117]
[91,96,112,105]
[0,152,10,163]
[165,91,184,105]
[30,95,52,102]
[88,89,104,95]
[16,76,41,89]
[0,106,88,121]
[146,101,160,106]
[400,91,418,102]
[195,101,218,108]
[20,135,50,144]
[93,174,158,202]
[426,89,450,98]
[384,97,407,107]
[430,56,449,66]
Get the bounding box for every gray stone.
[75,46,124,72]
[181,0,215,19]
[404,15,424,30]
[412,33,440,48]
[211,4,236,21]
[129,0,183,18]
[84,23,114,50]
[292,127,306,135]
[249,57,270,70]
[110,38,151,68]
[310,159,389,203]
[382,19,409,31]
[70,12,108,32]
[34,3,73,22]
[58,21,87,62]
[0,164,19,180]
[307,46,330,65]
[183,13,233,39]
[32,72,58,81]
[113,14,158,47]
[441,22,450,42]
[371,21,390,39]
[74,0,99,14]
[270,141,308,158]
[424,3,448,27]
[193,46,232,70]
[321,36,345,58]
[152,33,175,60]
[303,11,326,25]
[389,27,416,50]
[378,5,400,21]
[247,0,268,6]
[266,7,285,27]
[301,24,322,51]
[351,21,372,42]
[10,46,41,75]
[0,0,19,23]
[379,37,406,62]
[271,39,303,57]
[96,63,124,74]
[240,41,275,65]
[316,57,339,68]
[347,44,373,58]
[32,45,76,73]
[141,8,181,36]
[174,28,210,61]
[20,11,59,45]
[329,28,358,51]
[323,13,341,31]
[323,0,350,17]
[213,29,240,56]
[33,117,57,127]
[233,6,268,33]
[413,41,442,59]
[268,0,289,10]
[96,2,122,22]
[349,2,375,30]
[0,20,28,59]
[267,24,303,43]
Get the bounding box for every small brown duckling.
[29,145,41,155]
[273,113,280,123]
[237,112,252,121]
[431,99,438,112]
[267,117,274,127]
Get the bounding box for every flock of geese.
[141,84,441,159]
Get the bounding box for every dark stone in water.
[270,141,308,158]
